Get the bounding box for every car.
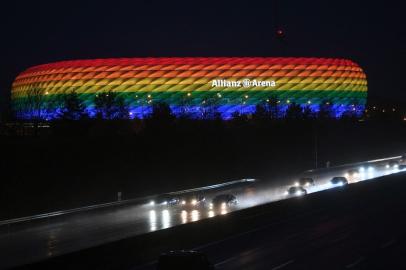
[285,186,307,196]
[387,160,399,169]
[400,155,406,165]
[344,168,362,182]
[157,250,214,270]
[296,177,315,187]
[330,176,348,186]
[211,194,237,208]
[345,168,359,177]
[150,194,180,206]
[389,160,399,166]
[180,194,206,207]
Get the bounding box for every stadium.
[11,57,367,119]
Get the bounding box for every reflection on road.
[147,207,234,232]
[149,210,157,231]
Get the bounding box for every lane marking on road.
[271,259,295,270]
[345,256,365,268]
[213,246,263,268]
[330,231,352,244]
[380,239,396,249]
[131,260,156,269]
[285,232,302,241]
[193,208,325,252]
[214,255,240,267]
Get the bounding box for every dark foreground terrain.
[1,119,406,220]
[13,171,406,270]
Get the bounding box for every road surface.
[186,171,406,270]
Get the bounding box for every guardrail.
[0,195,155,226]
[166,178,257,196]
[304,155,402,174]
[0,178,257,226]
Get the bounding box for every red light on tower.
[276,28,285,38]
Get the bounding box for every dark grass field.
[1,119,406,220]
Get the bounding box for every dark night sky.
[0,0,405,111]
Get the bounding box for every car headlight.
[344,173,349,178]
[162,201,168,205]
[394,164,399,169]
[359,166,365,172]
[294,182,299,187]
[181,200,186,205]
[150,201,155,206]
[191,199,197,205]
[338,181,344,186]
[284,191,289,196]
[295,191,303,196]
[209,203,213,209]
[221,202,226,209]
[386,164,390,169]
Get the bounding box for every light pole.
[314,122,318,169]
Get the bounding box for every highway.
[190,172,406,270]
[0,155,404,269]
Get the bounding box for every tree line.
[13,88,368,122]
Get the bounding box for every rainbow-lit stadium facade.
[11,57,367,119]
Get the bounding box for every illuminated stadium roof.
[11,57,367,119]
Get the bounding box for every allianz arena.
[11,57,367,119]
